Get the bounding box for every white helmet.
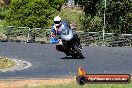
[54,16,61,27]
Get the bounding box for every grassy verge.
[29,82,132,88]
[0,57,16,69]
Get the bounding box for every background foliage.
[4,0,64,28]
[0,0,131,34]
[59,7,83,30]
[75,0,132,33]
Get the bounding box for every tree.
[74,0,132,33]
[74,0,101,32]
[74,0,100,16]
[4,0,64,28]
[0,0,11,20]
[105,0,132,33]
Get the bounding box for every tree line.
[3,0,64,28]
[0,0,132,34]
[74,0,132,33]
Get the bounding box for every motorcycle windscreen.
[61,28,73,41]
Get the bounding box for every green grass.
[25,82,132,88]
[0,57,16,69]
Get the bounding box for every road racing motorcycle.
[50,27,84,59]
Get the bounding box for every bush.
[4,0,64,28]
[59,7,83,30]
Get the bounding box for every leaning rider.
[50,16,82,49]
[50,16,70,43]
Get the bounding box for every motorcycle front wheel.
[72,45,84,59]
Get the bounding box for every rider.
[50,16,70,42]
[50,16,82,49]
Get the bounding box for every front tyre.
[73,45,84,59]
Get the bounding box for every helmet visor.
[54,21,61,24]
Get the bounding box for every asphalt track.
[0,42,132,79]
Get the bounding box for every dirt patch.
[0,77,75,88]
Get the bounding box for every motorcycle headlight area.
[61,29,69,35]
[61,29,73,41]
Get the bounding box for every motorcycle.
[52,27,84,59]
